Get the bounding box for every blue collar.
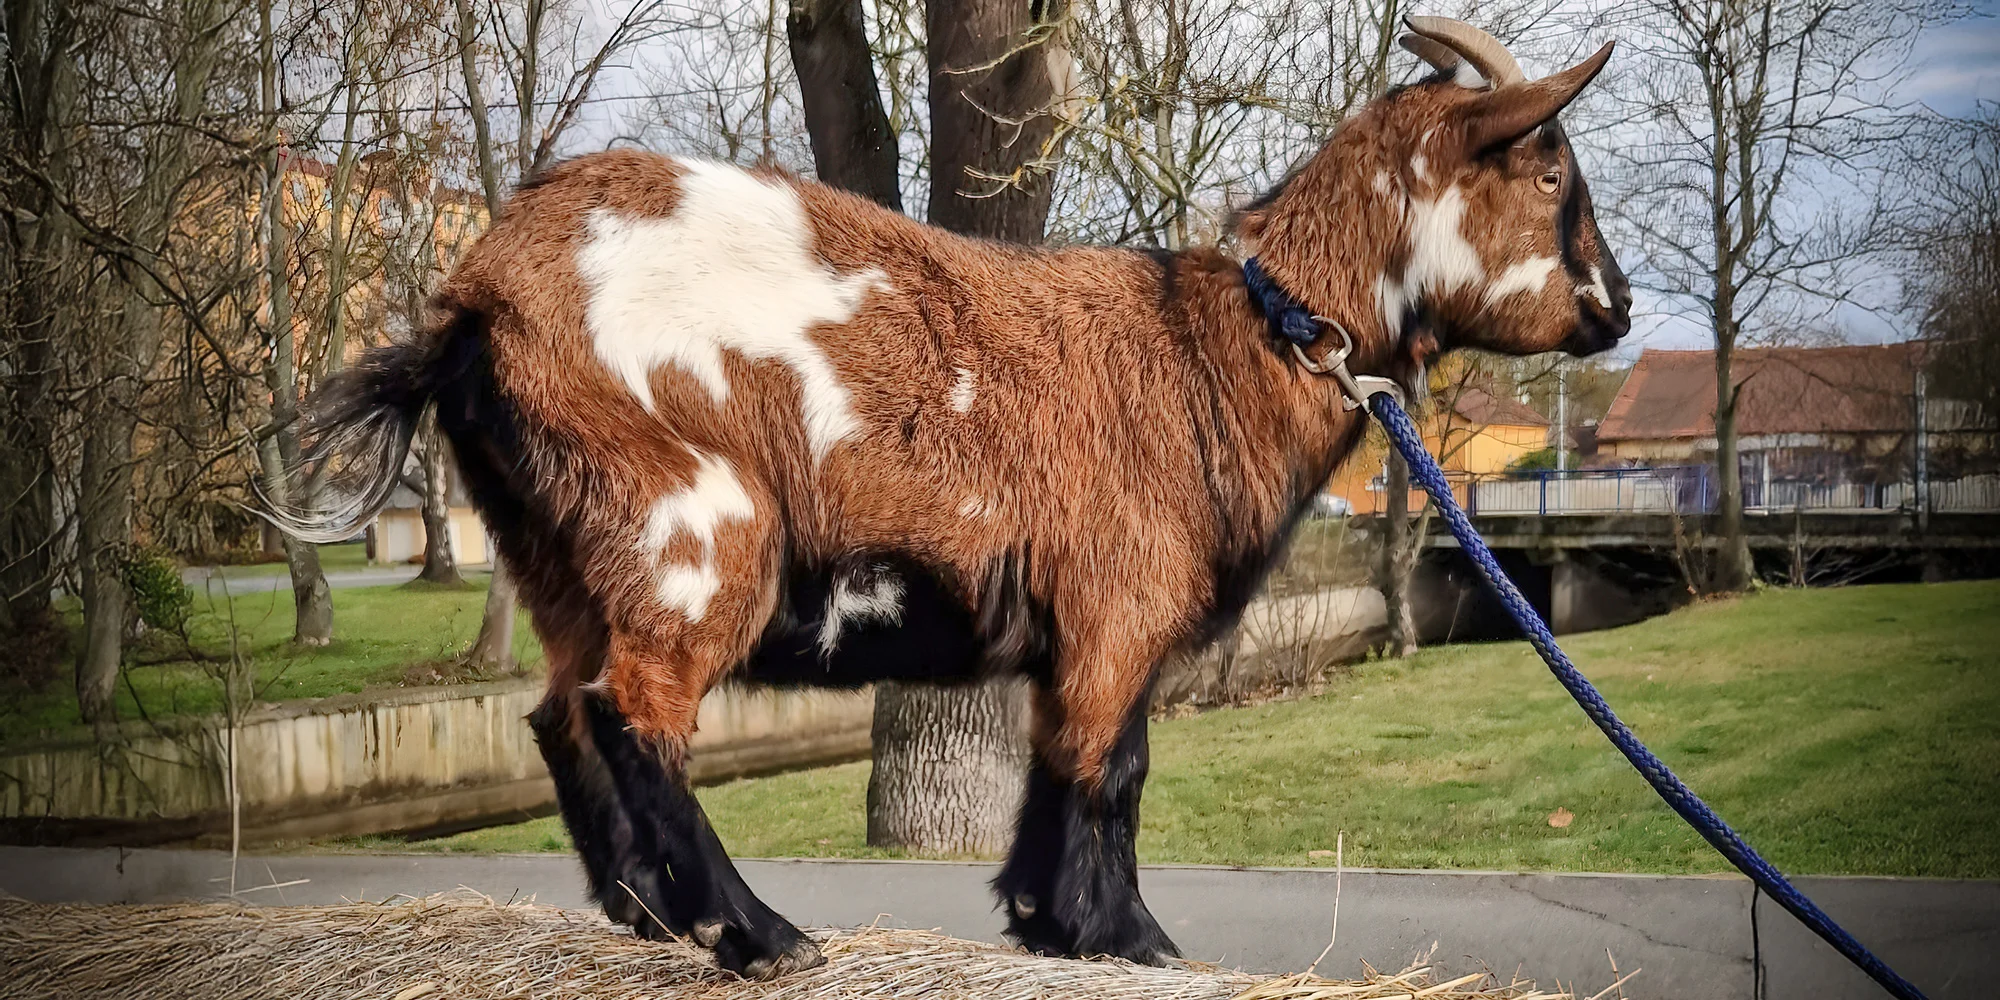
[1242,255,1405,409]
[1241,257,1323,349]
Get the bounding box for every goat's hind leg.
[582,690,823,978]
[526,692,670,937]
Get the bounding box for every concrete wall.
[0,680,871,846]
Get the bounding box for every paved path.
[2,848,1992,999]
[179,565,493,594]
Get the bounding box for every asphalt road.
[179,564,492,594]
[3,847,1993,999]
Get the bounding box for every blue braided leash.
[1367,391,1926,1000]
[1243,254,1924,998]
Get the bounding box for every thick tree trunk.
[1,261,59,642]
[1374,448,1418,657]
[924,0,1067,239]
[75,393,134,724]
[0,0,66,642]
[859,0,1074,855]
[866,681,1030,855]
[787,0,904,211]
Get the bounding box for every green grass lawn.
[2,578,542,746]
[382,581,2000,878]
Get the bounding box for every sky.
[1907,1,2000,116]
[1582,2,2000,361]
[554,0,2000,363]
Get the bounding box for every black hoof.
[704,910,824,980]
[1005,894,1180,965]
[596,865,673,939]
[738,937,827,980]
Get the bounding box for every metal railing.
[1364,468,2000,516]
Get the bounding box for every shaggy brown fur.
[281,23,1630,979]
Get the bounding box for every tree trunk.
[858,0,1073,855]
[467,558,518,672]
[866,681,1030,855]
[924,0,1067,239]
[1374,448,1418,657]
[1711,346,1754,591]
[0,0,70,644]
[75,0,225,718]
[787,0,904,211]
[453,0,505,219]
[453,0,518,670]
[75,386,134,724]
[260,0,333,646]
[417,422,463,585]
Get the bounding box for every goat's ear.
[1460,42,1613,154]
[1231,205,1270,250]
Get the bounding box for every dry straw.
[0,891,1573,1000]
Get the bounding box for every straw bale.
[0,891,1571,1000]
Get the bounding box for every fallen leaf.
[1308,849,1336,859]
[1547,807,1575,829]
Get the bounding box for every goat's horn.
[1403,15,1525,87]
[1398,34,1463,76]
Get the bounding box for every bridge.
[1350,504,2000,642]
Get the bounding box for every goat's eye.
[1536,171,1562,195]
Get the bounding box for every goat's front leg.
[995,636,1179,965]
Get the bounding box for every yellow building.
[273,149,492,561]
[1325,384,1553,514]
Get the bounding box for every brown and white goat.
[280,17,1629,978]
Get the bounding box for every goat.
[275,17,1629,979]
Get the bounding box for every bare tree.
[61,0,251,720]
[0,0,78,666]
[1601,0,1947,591]
[1913,108,2000,452]
[789,0,903,207]
[257,0,335,647]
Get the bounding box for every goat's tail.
[256,311,470,544]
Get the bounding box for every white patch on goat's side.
[635,451,757,621]
[576,159,885,461]
[1576,265,1613,309]
[1483,256,1559,306]
[957,495,989,518]
[949,366,977,413]
[817,569,905,654]
[655,564,723,621]
[1372,170,1396,202]
[1410,154,1429,182]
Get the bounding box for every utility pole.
[1555,360,1568,472]
[1914,367,1929,533]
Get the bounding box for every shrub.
[1506,447,1558,474]
[123,547,194,634]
